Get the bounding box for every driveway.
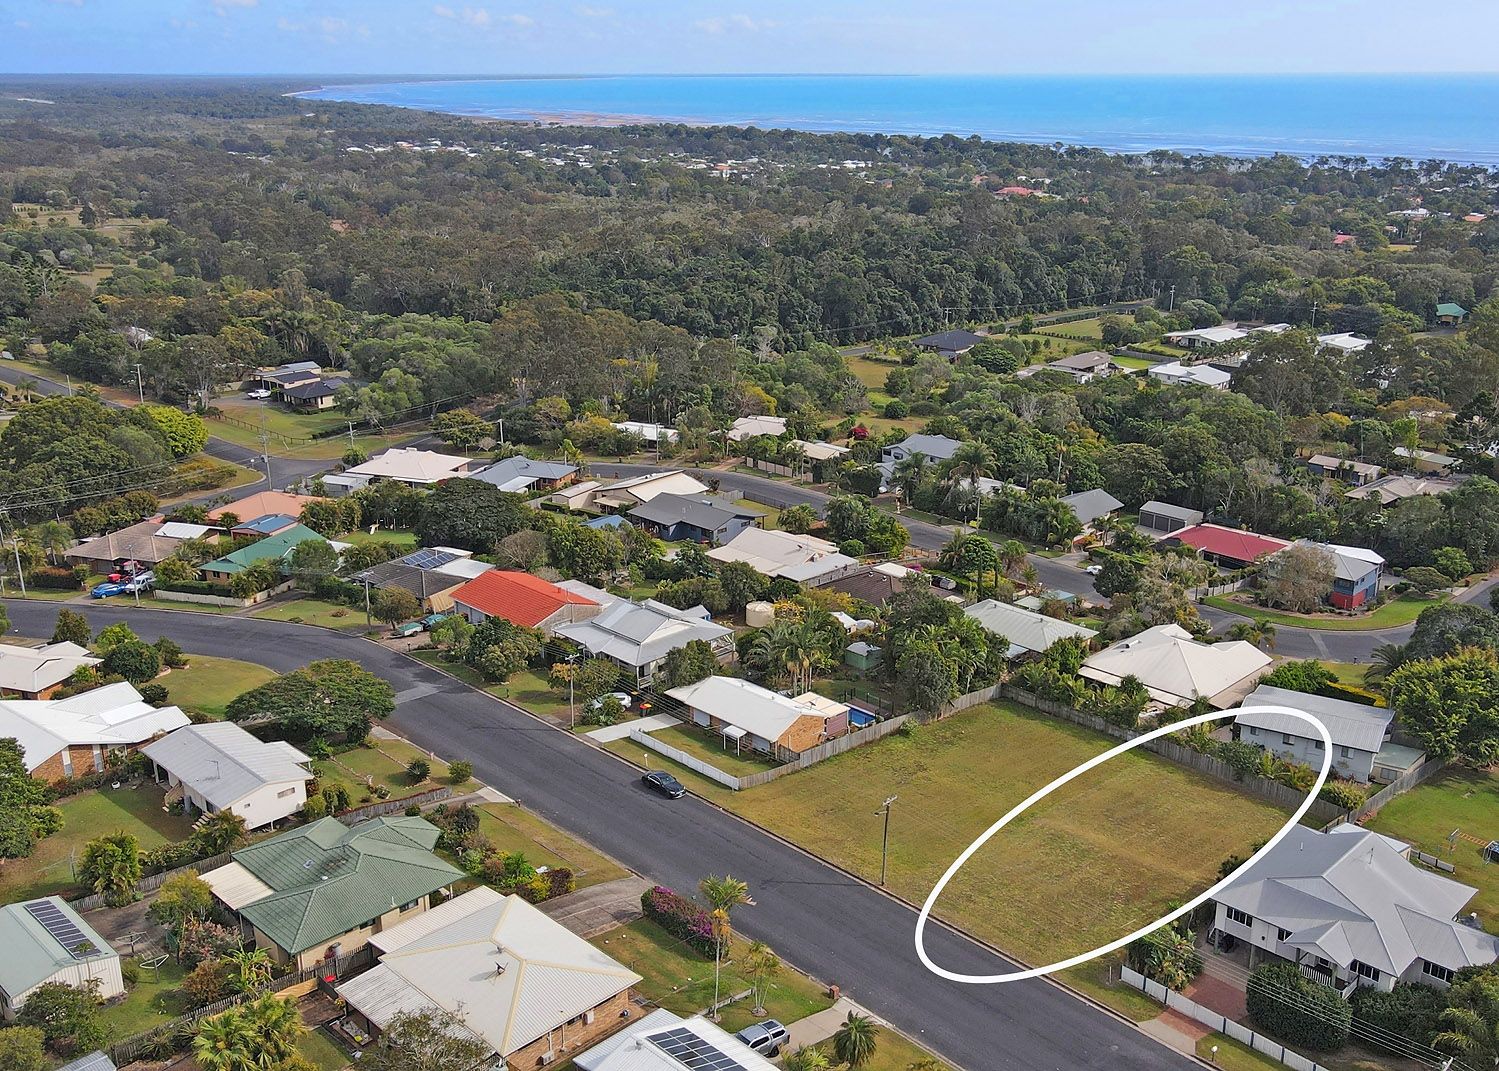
[541,876,653,938]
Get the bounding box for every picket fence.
[1119,966,1330,1071]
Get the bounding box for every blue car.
[90,581,128,599]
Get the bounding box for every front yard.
[252,597,370,630]
[469,802,628,890]
[161,654,278,719]
[1203,592,1447,631]
[642,723,783,777]
[313,737,479,803]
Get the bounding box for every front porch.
[1200,929,1359,1000]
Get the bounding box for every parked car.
[123,572,154,593]
[1085,564,1104,576]
[735,1020,788,1057]
[641,771,685,799]
[91,581,128,599]
[245,388,271,399]
[588,691,633,712]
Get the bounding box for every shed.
[0,898,124,1017]
[1138,500,1204,535]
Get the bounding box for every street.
[3,599,1199,1071]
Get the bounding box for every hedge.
[640,885,716,957]
[27,567,84,590]
[1246,962,1352,1051]
[156,579,236,597]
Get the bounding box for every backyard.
[97,959,191,1039]
[161,654,278,718]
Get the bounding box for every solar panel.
[24,900,101,959]
[648,1027,752,1071]
[399,548,459,571]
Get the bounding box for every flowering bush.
[641,885,715,957]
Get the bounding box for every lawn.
[724,702,1287,966]
[1203,593,1447,631]
[316,737,478,802]
[807,1030,953,1071]
[0,786,195,901]
[161,654,277,719]
[1038,316,1106,339]
[1198,1032,1286,1071]
[1365,767,1499,930]
[339,527,419,548]
[296,1027,351,1071]
[253,597,370,630]
[1111,353,1159,370]
[847,355,903,390]
[1006,332,1097,360]
[97,959,192,1038]
[646,723,783,777]
[596,918,834,1035]
[471,802,628,889]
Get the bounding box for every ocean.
[294,74,1499,163]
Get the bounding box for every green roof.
[0,897,115,997]
[1436,302,1467,317]
[232,816,462,955]
[202,523,327,576]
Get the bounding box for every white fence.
[630,728,745,789]
[1120,966,1330,1071]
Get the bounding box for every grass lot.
[0,786,194,901]
[807,1030,953,1071]
[339,527,420,547]
[471,802,628,889]
[98,959,191,1038]
[1111,353,1159,370]
[315,737,478,803]
[1198,1032,1286,1071]
[161,654,277,718]
[1203,593,1447,631]
[508,666,574,720]
[253,597,369,630]
[203,412,399,460]
[847,355,903,390]
[646,723,782,776]
[296,1026,351,1071]
[597,919,834,1035]
[1366,767,1499,930]
[1038,316,1106,339]
[125,595,236,614]
[1007,332,1097,360]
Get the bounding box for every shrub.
[448,760,473,783]
[139,683,169,705]
[406,758,431,782]
[1246,962,1351,1051]
[1350,983,1447,1046]
[302,795,328,821]
[121,959,141,985]
[882,398,909,419]
[154,637,188,668]
[180,959,232,1005]
[404,804,422,817]
[640,885,715,957]
[1318,780,1368,810]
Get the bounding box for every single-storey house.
[814,561,915,608]
[592,471,712,512]
[1393,446,1458,474]
[793,439,851,463]
[626,493,760,545]
[449,569,602,632]
[727,414,788,441]
[574,1009,778,1071]
[336,887,640,1070]
[202,815,462,970]
[1164,326,1248,349]
[613,420,679,444]
[206,491,322,526]
[1317,331,1372,354]
[1080,623,1270,708]
[913,329,985,357]
[0,681,190,782]
[1232,684,1406,783]
[247,360,321,391]
[0,898,123,1019]
[200,523,329,583]
[1166,523,1292,569]
[1147,361,1232,389]
[1435,302,1468,326]
[470,455,579,494]
[143,721,312,829]
[1138,500,1204,535]
[964,600,1097,659]
[880,433,963,466]
[0,641,99,699]
[57,1052,119,1071]
[155,521,216,541]
[325,448,484,494]
[1061,488,1124,530]
[1212,827,1499,994]
[707,528,858,584]
[279,379,340,410]
[64,519,193,570]
[1345,474,1466,505]
[1307,454,1382,486]
[1046,350,1117,383]
[666,676,850,759]
[230,513,299,538]
[553,596,734,684]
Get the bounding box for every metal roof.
[1235,685,1393,754]
[913,329,984,351]
[577,1014,779,1071]
[0,897,116,997]
[964,600,1097,657]
[56,1052,118,1071]
[470,456,580,489]
[554,599,731,668]
[1060,488,1124,526]
[200,523,327,575]
[0,641,100,694]
[627,493,758,532]
[142,722,310,810]
[887,433,963,460]
[665,676,845,744]
[706,528,855,581]
[2,682,189,773]
[1080,624,1270,706]
[1139,500,1203,523]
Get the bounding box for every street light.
[875,795,897,886]
[566,652,579,728]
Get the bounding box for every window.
[1339,746,1351,759]
[1224,907,1252,928]
[1282,733,1295,745]
[399,899,420,912]
[277,787,296,798]
[1422,961,1454,984]
[1277,928,1292,942]
[1351,960,1381,981]
[1247,726,1259,736]
[1314,740,1324,750]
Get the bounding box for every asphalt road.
[3,599,1199,1071]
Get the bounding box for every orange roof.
[206,491,323,523]
[451,570,598,628]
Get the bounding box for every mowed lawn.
[161,654,278,718]
[1366,767,1499,930]
[729,702,1288,965]
[470,803,628,890]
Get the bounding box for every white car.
[245,388,272,399]
[588,691,633,712]
[1085,564,1104,576]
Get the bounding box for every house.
[913,329,985,358]
[142,722,312,828]
[230,513,299,538]
[592,471,712,512]
[449,569,602,632]
[1061,488,1124,530]
[1080,623,1270,707]
[57,1053,118,1071]
[1147,361,1232,389]
[1163,326,1248,349]
[1345,473,1466,505]
[324,448,484,494]
[880,433,963,466]
[1267,541,1384,609]
[336,887,639,1069]
[64,519,192,570]
[626,493,760,545]
[1046,350,1116,383]
[574,1009,778,1071]
[0,681,189,782]
[205,491,322,525]
[470,455,579,494]
[1307,454,1382,486]
[815,561,916,608]
[201,815,462,969]
[613,420,679,444]
[352,561,470,613]
[1165,523,1292,569]
[279,379,340,410]
[0,641,100,699]
[726,414,788,441]
[964,600,1097,659]
[553,596,734,684]
[199,523,329,583]
[545,480,606,512]
[1393,446,1458,474]
[1232,685,1397,783]
[666,676,850,758]
[793,439,851,463]
[1212,827,1499,995]
[1435,302,1467,326]
[707,528,858,583]
[1317,332,1372,354]
[1138,500,1204,535]
[0,897,123,1018]
[247,360,321,391]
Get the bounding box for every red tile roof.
[450,570,597,628]
[1170,524,1291,564]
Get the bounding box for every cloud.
[694,13,776,34]
[276,14,367,43]
[211,0,257,14]
[434,5,533,29]
[576,4,614,16]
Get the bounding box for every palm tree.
[833,1012,880,1068]
[997,539,1028,579]
[699,875,753,1020]
[1227,620,1277,652]
[783,1048,835,1071]
[748,618,834,695]
[744,940,782,1016]
[1434,1004,1499,1068]
[222,947,273,994]
[193,1010,258,1071]
[246,993,303,1064]
[192,810,247,854]
[946,440,996,489]
[961,537,998,599]
[891,452,928,506]
[32,520,72,565]
[1365,642,1406,684]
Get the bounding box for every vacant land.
[315,737,477,803]
[1366,767,1499,930]
[1204,593,1447,631]
[1038,316,1106,339]
[340,527,419,548]
[252,597,369,630]
[161,654,277,718]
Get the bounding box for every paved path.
[588,713,678,742]
[541,876,653,938]
[784,996,883,1052]
[1,600,1202,1071]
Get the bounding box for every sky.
[2,0,1496,77]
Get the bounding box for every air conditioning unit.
[539,1051,555,1065]
[584,1010,594,1025]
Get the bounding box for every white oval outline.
[913,705,1332,983]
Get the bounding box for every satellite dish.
[478,436,497,450]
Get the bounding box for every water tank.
[745,601,775,627]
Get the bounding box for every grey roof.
[470,456,579,488]
[1216,827,1499,976]
[627,493,758,532]
[1139,500,1204,523]
[1060,488,1124,526]
[889,433,964,461]
[553,598,731,668]
[142,723,311,809]
[1236,685,1393,754]
[1049,350,1114,372]
[964,600,1097,657]
[355,561,468,600]
[913,329,984,352]
[57,1053,118,1071]
[0,897,116,997]
[281,379,340,400]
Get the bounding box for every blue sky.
[2,0,1495,76]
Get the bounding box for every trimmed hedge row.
[1246,962,1352,1051]
[640,885,715,957]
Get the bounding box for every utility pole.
[876,795,897,886]
[132,363,145,405]
[1167,285,1176,312]
[1,511,25,599]
[1309,301,1319,329]
[566,652,578,728]
[362,577,372,627]
[496,417,505,445]
[257,399,273,490]
[347,421,355,449]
